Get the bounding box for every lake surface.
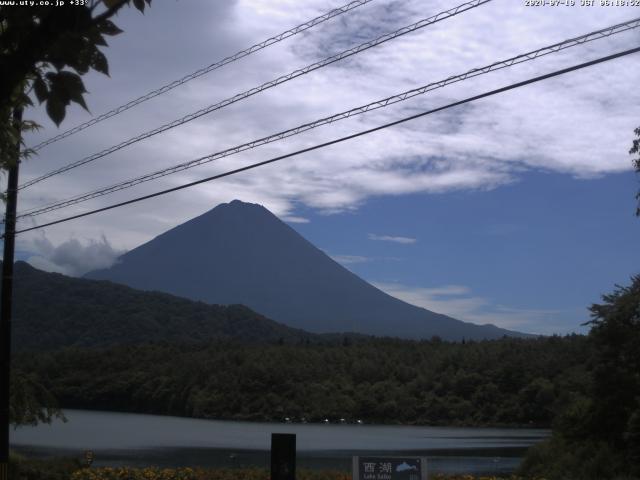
[11,410,548,475]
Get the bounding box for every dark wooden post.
[0,107,22,480]
[270,433,296,480]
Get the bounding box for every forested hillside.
[7,261,318,350]
[15,335,589,427]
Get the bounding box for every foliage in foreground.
[9,369,65,427]
[0,0,151,172]
[70,467,349,480]
[519,275,640,480]
[69,467,537,480]
[8,452,81,480]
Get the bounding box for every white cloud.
[283,216,310,224]
[368,233,417,244]
[9,0,640,251]
[26,233,126,277]
[373,281,584,335]
[329,254,371,265]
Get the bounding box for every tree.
[0,0,151,171]
[630,127,640,216]
[586,275,640,471]
[9,370,65,428]
[520,276,640,479]
[0,0,152,450]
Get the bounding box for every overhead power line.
[9,45,640,238]
[16,16,640,220]
[28,0,377,153]
[18,0,492,191]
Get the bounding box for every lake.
[11,410,548,476]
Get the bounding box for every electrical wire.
[28,0,377,153]
[9,45,639,238]
[17,16,640,220]
[18,0,492,191]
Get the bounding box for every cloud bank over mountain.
[27,234,125,277]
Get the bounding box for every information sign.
[353,456,427,480]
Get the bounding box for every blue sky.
[6,0,640,335]
[292,170,640,334]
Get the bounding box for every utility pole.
[0,106,22,480]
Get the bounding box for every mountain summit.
[87,200,525,340]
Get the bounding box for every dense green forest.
[15,335,589,427]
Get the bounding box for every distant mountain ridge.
[7,261,317,351]
[87,200,528,340]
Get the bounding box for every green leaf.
[46,96,66,126]
[72,4,93,30]
[33,76,48,104]
[90,50,109,76]
[69,46,92,75]
[133,0,145,12]
[51,59,65,71]
[98,19,123,36]
[71,92,89,112]
[18,92,33,107]
[67,87,89,111]
[21,120,42,133]
[45,71,89,113]
[5,126,19,146]
[57,71,87,95]
[88,28,108,47]
[20,147,37,160]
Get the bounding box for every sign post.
[353,456,427,480]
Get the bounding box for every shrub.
[9,453,81,480]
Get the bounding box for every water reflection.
[12,410,548,476]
